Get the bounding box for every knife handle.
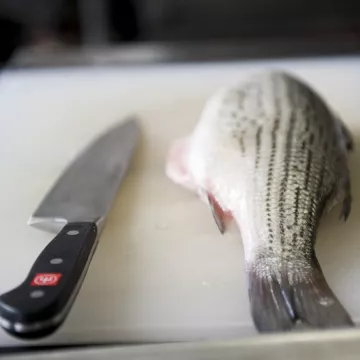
[0,222,98,339]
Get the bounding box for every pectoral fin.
[207,193,227,234]
[322,176,352,221]
[340,122,354,152]
[334,113,354,152]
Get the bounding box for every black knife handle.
[0,222,98,339]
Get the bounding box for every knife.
[0,117,139,339]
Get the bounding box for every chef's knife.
[0,117,139,339]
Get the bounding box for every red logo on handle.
[31,273,62,286]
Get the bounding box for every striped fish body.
[166,71,354,332]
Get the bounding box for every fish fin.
[340,188,352,221]
[332,115,352,219]
[293,256,354,328]
[207,193,226,234]
[247,266,295,332]
[334,177,352,221]
[322,178,352,221]
[340,122,354,152]
[334,113,354,152]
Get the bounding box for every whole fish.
[165,71,354,332]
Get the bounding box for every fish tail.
[247,255,354,333]
[292,255,354,328]
[247,266,295,332]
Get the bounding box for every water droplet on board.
[202,281,211,287]
[156,222,168,230]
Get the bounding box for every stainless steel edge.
[2,327,360,359]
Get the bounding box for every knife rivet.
[67,230,79,236]
[50,258,63,264]
[30,290,44,298]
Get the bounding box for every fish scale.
[166,70,354,332]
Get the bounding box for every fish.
[165,70,354,332]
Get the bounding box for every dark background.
[0,0,360,65]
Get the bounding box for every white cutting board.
[0,56,360,347]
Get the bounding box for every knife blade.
[0,116,139,339]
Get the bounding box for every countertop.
[0,55,360,348]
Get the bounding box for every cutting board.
[0,56,360,347]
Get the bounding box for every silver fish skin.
[166,70,354,332]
